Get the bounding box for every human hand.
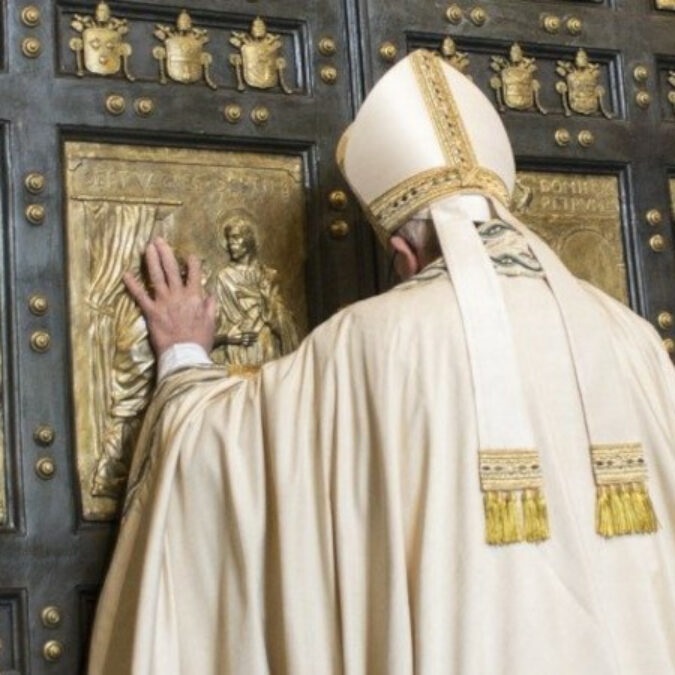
[124,237,217,357]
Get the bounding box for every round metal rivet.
[649,234,666,252]
[41,606,62,628]
[633,65,648,83]
[24,172,45,194]
[30,330,51,352]
[657,311,674,330]
[469,7,487,26]
[21,5,41,27]
[328,190,348,210]
[663,338,675,354]
[42,640,63,662]
[320,65,338,84]
[318,37,337,57]
[577,130,594,147]
[223,104,243,124]
[379,42,397,63]
[105,94,126,116]
[636,91,651,109]
[250,106,270,125]
[554,128,571,146]
[34,425,55,446]
[21,37,41,58]
[25,204,45,225]
[646,209,663,227]
[28,293,48,316]
[36,458,56,481]
[542,14,560,33]
[133,97,154,117]
[445,4,463,23]
[329,220,350,239]
[566,17,582,35]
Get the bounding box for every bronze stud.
[34,425,55,446]
[35,458,56,481]
[21,37,41,58]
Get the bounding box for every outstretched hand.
[124,237,217,357]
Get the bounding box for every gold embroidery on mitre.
[367,166,510,243]
[591,443,658,537]
[364,50,510,239]
[410,50,477,173]
[479,449,549,545]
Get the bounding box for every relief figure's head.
[223,215,258,263]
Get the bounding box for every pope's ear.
[389,234,420,279]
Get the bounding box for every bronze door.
[0,1,369,672]
[1,0,674,673]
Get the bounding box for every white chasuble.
[89,270,675,675]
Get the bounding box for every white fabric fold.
[431,195,535,451]
[157,343,213,381]
[492,199,642,448]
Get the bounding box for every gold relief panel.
[655,0,675,9]
[513,172,627,304]
[65,142,307,520]
[669,179,675,221]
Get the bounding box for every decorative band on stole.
[591,443,658,537]
[479,449,549,545]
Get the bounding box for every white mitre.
[337,50,657,546]
[337,49,513,244]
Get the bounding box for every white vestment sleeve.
[157,343,212,380]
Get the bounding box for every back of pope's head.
[336,49,516,247]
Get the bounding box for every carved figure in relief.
[211,214,298,367]
[229,17,294,94]
[89,203,157,499]
[490,43,547,114]
[153,10,217,90]
[440,37,470,76]
[69,1,135,81]
[556,49,613,118]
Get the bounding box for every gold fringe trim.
[596,483,658,538]
[484,488,550,545]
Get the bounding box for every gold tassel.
[630,482,658,534]
[484,491,522,545]
[619,485,636,533]
[479,449,546,545]
[522,488,549,542]
[484,491,504,545]
[536,489,550,540]
[596,485,614,537]
[609,485,629,535]
[484,489,550,545]
[596,482,658,537]
[502,491,521,544]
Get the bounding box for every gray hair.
[396,218,442,261]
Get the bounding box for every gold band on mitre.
[363,50,510,243]
[366,167,510,245]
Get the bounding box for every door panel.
[0,0,674,672]
[1,1,364,671]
